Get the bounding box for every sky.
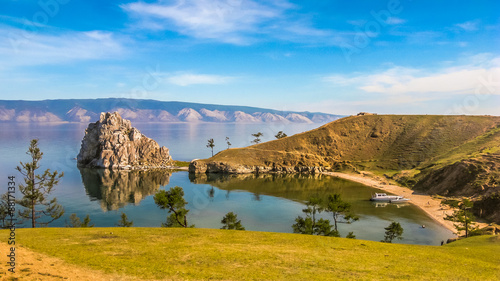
[0,0,499,115]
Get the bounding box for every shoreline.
[322,171,462,235]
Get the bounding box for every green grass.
[173,160,190,167]
[2,228,499,280]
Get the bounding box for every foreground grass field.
[1,228,499,280]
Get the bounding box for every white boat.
[389,196,411,203]
[370,193,400,201]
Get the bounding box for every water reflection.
[189,172,454,245]
[79,168,171,211]
[189,173,368,203]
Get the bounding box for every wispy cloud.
[0,26,125,66]
[386,17,406,25]
[323,54,500,96]
[455,20,480,31]
[122,0,287,44]
[165,73,234,86]
[121,0,345,45]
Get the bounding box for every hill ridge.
[0,98,342,123]
[190,114,500,223]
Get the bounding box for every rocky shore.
[188,160,324,174]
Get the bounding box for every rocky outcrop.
[413,154,500,197]
[77,112,173,169]
[189,160,324,175]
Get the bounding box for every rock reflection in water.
[80,168,171,211]
[189,172,346,203]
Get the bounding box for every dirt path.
[0,242,142,281]
[323,171,488,235]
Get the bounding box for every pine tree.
[382,221,404,243]
[445,198,479,237]
[67,213,94,227]
[325,193,358,232]
[275,131,287,139]
[154,186,192,228]
[251,132,263,144]
[293,197,338,236]
[16,139,64,228]
[206,139,215,157]
[116,212,133,227]
[221,212,245,230]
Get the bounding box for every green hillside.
[1,228,499,280]
[194,115,500,222]
[209,114,500,170]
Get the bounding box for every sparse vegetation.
[275,131,287,139]
[67,214,94,227]
[225,136,231,149]
[173,160,190,167]
[251,132,263,144]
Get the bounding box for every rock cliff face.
[189,160,324,175]
[77,112,173,169]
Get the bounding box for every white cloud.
[0,26,124,66]
[121,0,345,45]
[323,54,500,96]
[386,17,406,25]
[122,0,285,44]
[455,20,480,31]
[166,73,234,86]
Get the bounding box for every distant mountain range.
[0,99,342,123]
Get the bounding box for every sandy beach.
[322,171,487,236]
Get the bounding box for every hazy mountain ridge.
[0,99,342,123]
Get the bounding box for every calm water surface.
[0,122,454,245]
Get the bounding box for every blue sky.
[0,0,499,115]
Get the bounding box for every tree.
[206,138,215,157]
[0,193,13,229]
[116,212,133,227]
[346,232,356,239]
[445,198,479,238]
[325,194,358,232]
[292,197,337,236]
[16,139,64,228]
[275,131,287,139]
[225,137,231,149]
[382,221,404,243]
[251,132,263,144]
[221,212,245,230]
[67,213,94,227]
[154,186,191,228]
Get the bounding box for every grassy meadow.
[1,228,499,280]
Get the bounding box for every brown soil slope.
[207,115,500,171]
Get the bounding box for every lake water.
[0,122,454,245]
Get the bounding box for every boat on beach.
[370,193,400,201]
[370,193,411,203]
[389,196,411,203]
